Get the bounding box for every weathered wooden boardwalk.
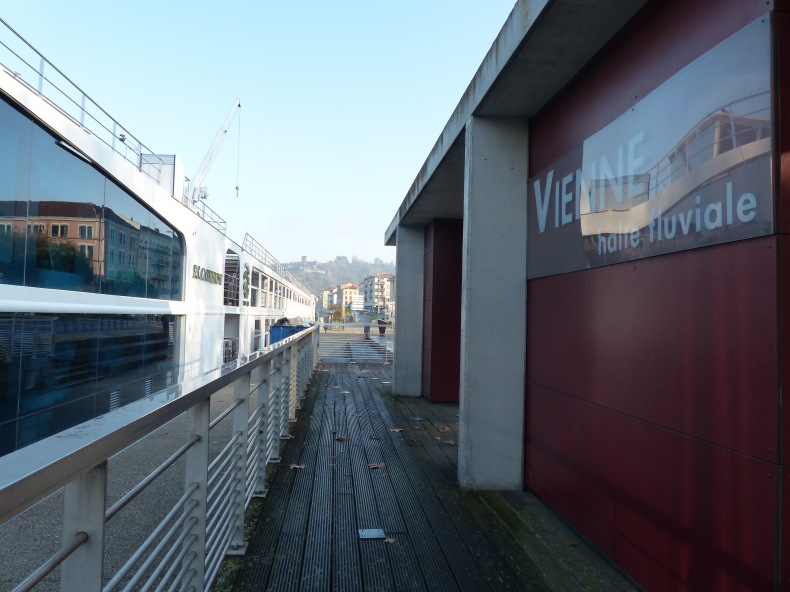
[228,362,638,592]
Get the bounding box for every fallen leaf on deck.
[368,463,387,469]
[290,464,305,470]
[445,440,457,446]
[440,427,452,433]
[384,538,396,544]
[566,540,580,547]
[389,428,405,433]
[335,436,348,442]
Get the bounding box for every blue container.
[270,325,306,345]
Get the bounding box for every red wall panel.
[777,7,790,587]
[530,0,770,173]
[526,1,783,588]
[528,238,778,461]
[526,381,777,591]
[422,219,462,401]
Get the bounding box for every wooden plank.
[233,370,324,591]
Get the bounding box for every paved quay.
[222,362,639,592]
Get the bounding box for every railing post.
[311,328,318,370]
[274,351,289,440]
[297,341,306,405]
[183,398,209,591]
[261,357,279,472]
[289,343,299,415]
[37,57,44,96]
[61,462,107,592]
[228,372,249,555]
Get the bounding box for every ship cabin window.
[0,312,178,457]
[0,97,183,300]
[250,269,260,307]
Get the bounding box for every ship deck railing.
[0,326,320,592]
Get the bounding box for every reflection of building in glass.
[0,200,182,298]
[0,312,175,454]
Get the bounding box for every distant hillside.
[284,257,395,297]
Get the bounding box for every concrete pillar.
[459,115,528,490]
[393,225,425,397]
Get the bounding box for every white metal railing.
[0,18,165,185]
[0,18,230,237]
[241,234,313,297]
[0,326,318,591]
[317,321,394,364]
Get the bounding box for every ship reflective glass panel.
[0,100,183,298]
[0,313,177,457]
[527,16,772,278]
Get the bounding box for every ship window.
[0,312,179,457]
[0,96,183,300]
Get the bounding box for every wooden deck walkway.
[226,363,638,592]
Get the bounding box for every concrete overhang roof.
[384,0,649,246]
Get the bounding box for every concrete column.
[459,115,528,490]
[393,225,425,397]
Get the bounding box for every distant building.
[337,282,359,308]
[361,273,394,313]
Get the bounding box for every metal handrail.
[0,18,164,183]
[242,233,314,297]
[105,434,201,522]
[0,325,319,591]
[317,321,395,364]
[12,531,88,592]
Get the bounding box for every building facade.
[361,273,394,314]
[385,1,790,590]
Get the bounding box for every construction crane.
[190,98,241,203]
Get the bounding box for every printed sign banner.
[527,16,772,279]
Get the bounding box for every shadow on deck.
[220,363,638,591]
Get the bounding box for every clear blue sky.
[2,1,515,264]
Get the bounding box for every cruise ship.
[0,19,316,457]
